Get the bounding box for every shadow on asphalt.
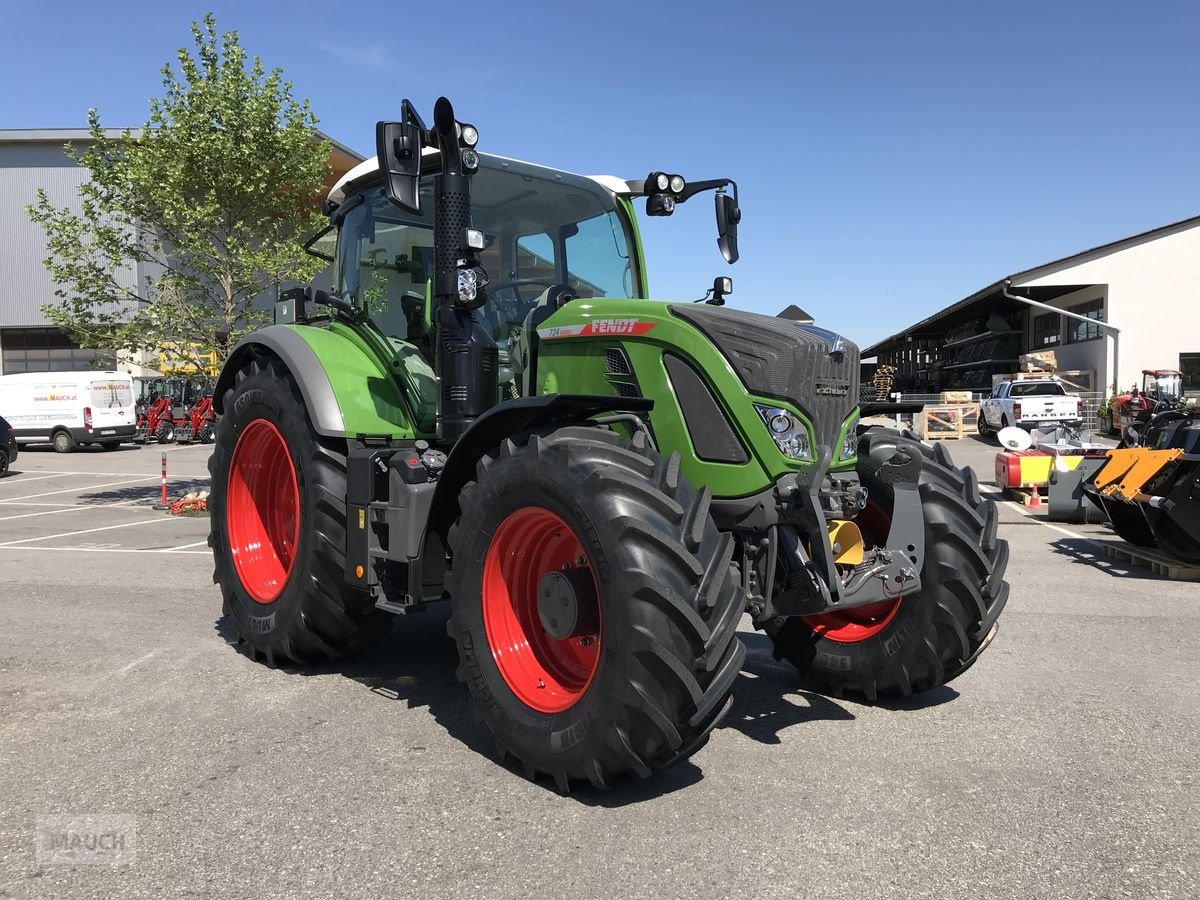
[1049,536,1163,581]
[212,613,956,805]
[77,479,211,504]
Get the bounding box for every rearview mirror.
[376,113,424,214]
[716,191,740,264]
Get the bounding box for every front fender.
[427,393,653,542]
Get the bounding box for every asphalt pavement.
[0,435,1196,899]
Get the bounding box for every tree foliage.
[27,13,330,372]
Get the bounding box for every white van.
[0,371,137,452]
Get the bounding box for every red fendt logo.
[538,319,656,339]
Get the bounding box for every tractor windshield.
[1146,372,1183,399]
[334,157,642,350]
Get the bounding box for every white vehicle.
[979,379,1083,437]
[0,371,137,452]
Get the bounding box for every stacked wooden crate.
[915,405,965,440]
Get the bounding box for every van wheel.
[52,430,77,453]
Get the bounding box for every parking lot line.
[159,539,210,551]
[7,469,212,478]
[980,484,1090,540]
[0,473,68,486]
[1,476,155,502]
[0,545,209,555]
[0,516,182,547]
[0,498,145,522]
[0,501,91,508]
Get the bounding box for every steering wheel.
[487,279,557,304]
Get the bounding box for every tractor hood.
[669,304,860,454]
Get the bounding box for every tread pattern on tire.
[769,428,1010,701]
[208,356,389,666]
[445,425,746,789]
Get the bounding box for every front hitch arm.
[765,444,927,619]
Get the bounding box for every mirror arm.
[676,178,736,204]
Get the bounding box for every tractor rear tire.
[446,426,745,790]
[767,429,1010,701]
[208,357,390,666]
[156,423,176,444]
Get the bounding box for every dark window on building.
[1066,298,1104,344]
[1,328,115,375]
[1032,313,1060,347]
[1182,352,1200,392]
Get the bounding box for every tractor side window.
[515,233,556,283]
[335,188,434,343]
[564,212,634,299]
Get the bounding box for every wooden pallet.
[1004,486,1048,507]
[1098,541,1200,581]
[917,405,965,440]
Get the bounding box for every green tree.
[27,13,330,373]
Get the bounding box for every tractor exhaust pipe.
[377,96,497,444]
[430,98,498,443]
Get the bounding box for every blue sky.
[2,0,1198,348]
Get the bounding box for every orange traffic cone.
[1028,489,1042,508]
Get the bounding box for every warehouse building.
[0,129,363,375]
[864,216,1200,399]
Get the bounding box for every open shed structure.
[863,216,1200,398]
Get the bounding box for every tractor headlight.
[669,174,685,193]
[840,428,858,460]
[755,405,813,461]
[654,172,670,191]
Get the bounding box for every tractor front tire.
[156,423,176,444]
[767,429,1010,701]
[208,357,390,666]
[446,426,745,790]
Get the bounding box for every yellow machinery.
[1083,412,1200,563]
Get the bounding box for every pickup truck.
[979,379,1083,436]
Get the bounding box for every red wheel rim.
[482,507,601,713]
[226,419,300,604]
[803,498,902,642]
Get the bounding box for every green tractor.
[208,97,1009,790]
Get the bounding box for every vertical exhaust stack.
[376,96,497,445]
[430,98,498,443]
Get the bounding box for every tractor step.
[1098,541,1200,582]
[375,595,426,615]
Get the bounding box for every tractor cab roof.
[327,150,628,208]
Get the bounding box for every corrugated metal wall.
[0,141,138,328]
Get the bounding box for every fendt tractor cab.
[208,98,1009,790]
